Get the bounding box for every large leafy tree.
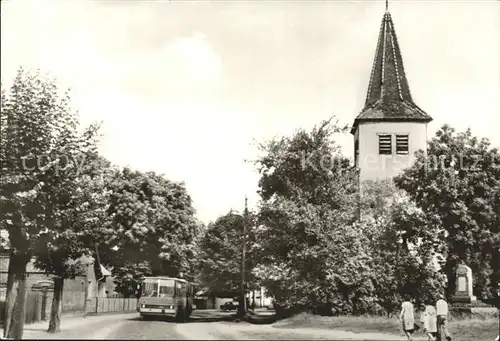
[255,198,372,315]
[98,169,202,297]
[1,68,108,335]
[198,210,259,302]
[360,180,442,258]
[33,148,112,333]
[256,118,356,207]
[31,84,105,333]
[253,118,363,315]
[0,69,73,338]
[358,180,445,315]
[252,118,445,316]
[395,125,500,298]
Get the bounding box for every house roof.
[99,263,112,277]
[352,9,432,134]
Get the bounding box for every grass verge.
[273,313,499,341]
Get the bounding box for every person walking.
[420,302,438,341]
[400,296,415,341]
[436,294,452,341]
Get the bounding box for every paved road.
[105,310,239,340]
[104,310,426,340]
[22,310,241,340]
[104,316,184,339]
[22,309,425,340]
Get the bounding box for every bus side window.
[175,281,182,296]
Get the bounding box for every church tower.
[352,4,432,182]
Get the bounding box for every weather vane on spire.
[386,0,389,11]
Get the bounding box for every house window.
[378,134,392,155]
[396,134,409,154]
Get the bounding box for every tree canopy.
[198,210,259,298]
[395,124,500,298]
[250,118,445,316]
[98,168,203,297]
[0,68,205,335]
[0,68,105,336]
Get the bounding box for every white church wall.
[357,121,428,182]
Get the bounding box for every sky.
[1,0,499,224]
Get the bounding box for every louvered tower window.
[396,134,409,154]
[378,134,392,154]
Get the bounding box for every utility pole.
[94,243,103,314]
[238,196,248,317]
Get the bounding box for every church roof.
[351,9,432,134]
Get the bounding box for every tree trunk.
[3,254,14,336]
[83,270,88,317]
[47,277,64,333]
[3,252,29,339]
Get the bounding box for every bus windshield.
[142,280,159,297]
[141,278,176,298]
[159,279,175,297]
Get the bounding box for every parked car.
[220,301,239,311]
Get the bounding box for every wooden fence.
[24,290,86,324]
[86,297,137,314]
[1,293,138,326]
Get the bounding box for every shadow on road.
[245,310,277,325]
[128,309,277,325]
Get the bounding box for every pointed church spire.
[365,9,413,105]
[351,5,432,134]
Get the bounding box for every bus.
[137,276,195,322]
